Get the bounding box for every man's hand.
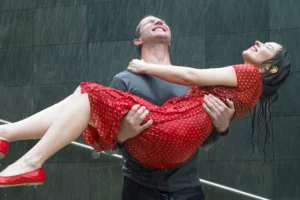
[116,104,153,143]
[202,94,235,133]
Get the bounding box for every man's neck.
[141,43,171,65]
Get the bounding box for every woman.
[0,41,291,187]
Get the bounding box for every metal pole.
[0,119,270,200]
[199,179,270,200]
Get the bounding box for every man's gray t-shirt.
[109,69,229,192]
[110,70,203,192]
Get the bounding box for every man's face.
[137,16,171,44]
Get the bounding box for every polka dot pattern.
[80,64,262,169]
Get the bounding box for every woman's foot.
[0,160,45,187]
[0,168,45,187]
[0,152,43,175]
[0,160,39,176]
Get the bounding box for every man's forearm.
[115,131,127,144]
[217,128,229,136]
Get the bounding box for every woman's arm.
[128,59,238,87]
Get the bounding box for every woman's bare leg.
[0,87,92,176]
[0,96,72,142]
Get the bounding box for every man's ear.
[134,38,143,46]
[168,42,171,47]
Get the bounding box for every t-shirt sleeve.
[231,64,263,120]
[109,75,128,92]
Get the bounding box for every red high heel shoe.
[0,139,9,159]
[0,168,46,187]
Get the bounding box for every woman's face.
[243,41,282,72]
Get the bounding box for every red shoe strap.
[0,140,9,155]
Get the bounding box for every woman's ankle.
[22,155,43,169]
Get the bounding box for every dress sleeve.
[231,64,263,120]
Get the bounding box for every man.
[110,16,235,200]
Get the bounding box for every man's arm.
[201,94,235,150]
[109,75,128,92]
[110,75,152,145]
[116,104,153,143]
[110,75,233,150]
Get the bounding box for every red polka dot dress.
[80,64,262,169]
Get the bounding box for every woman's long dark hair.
[250,47,291,160]
[202,48,291,158]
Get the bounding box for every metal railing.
[0,119,270,200]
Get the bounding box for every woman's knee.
[88,119,95,127]
[73,86,82,95]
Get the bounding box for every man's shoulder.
[114,70,144,80]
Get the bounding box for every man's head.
[134,16,171,56]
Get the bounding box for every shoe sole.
[0,182,43,187]
[0,152,5,159]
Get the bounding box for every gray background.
[0,0,299,199]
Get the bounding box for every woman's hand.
[127,59,147,74]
